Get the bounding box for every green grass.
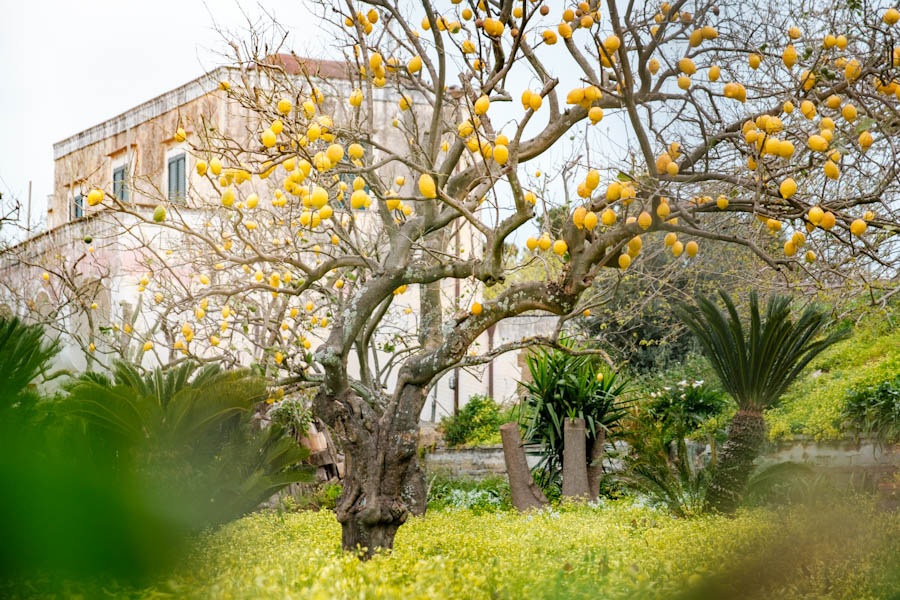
[20,501,900,599]
[766,319,900,440]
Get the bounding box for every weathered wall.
[424,438,900,481]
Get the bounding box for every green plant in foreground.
[13,500,900,600]
[674,292,849,513]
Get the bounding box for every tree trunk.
[561,418,590,500]
[587,428,606,501]
[500,422,548,511]
[318,383,427,558]
[704,410,767,513]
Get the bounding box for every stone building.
[0,55,552,420]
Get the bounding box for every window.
[167,154,186,203]
[72,194,84,219]
[113,165,129,202]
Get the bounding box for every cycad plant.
[519,340,629,494]
[0,316,60,403]
[62,361,312,527]
[673,292,849,513]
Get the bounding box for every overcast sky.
[0,1,321,241]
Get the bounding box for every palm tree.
[62,361,312,526]
[673,292,849,513]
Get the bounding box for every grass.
[765,318,900,440]
[18,500,900,600]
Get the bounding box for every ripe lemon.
[552,240,568,255]
[419,174,437,198]
[850,219,867,235]
[471,302,483,315]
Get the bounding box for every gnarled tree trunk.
[316,383,427,558]
[704,410,767,513]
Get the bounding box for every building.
[0,55,553,420]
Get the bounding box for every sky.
[0,0,321,242]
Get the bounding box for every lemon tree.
[57,0,900,555]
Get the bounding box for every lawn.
[28,500,899,600]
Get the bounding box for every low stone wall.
[424,438,900,481]
[424,445,535,479]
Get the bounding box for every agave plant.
[518,340,629,493]
[673,291,849,513]
[61,361,312,527]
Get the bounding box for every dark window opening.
[167,154,186,203]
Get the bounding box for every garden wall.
[424,438,900,481]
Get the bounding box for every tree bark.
[562,418,590,500]
[704,410,767,513]
[318,383,427,558]
[500,422,548,511]
[587,428,606,501]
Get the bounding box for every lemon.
[583,211,598,230]
[408,55,422,73]
[618,254,631,269]
[808,206,825,225]
[261,129,276,148]
[638,211,652,229]
[221,188,235,207]
[552,240,568,255]
[153,205,167,222]
[174,127,186,142]
[685,240,699,257]
[493,145,509,165]
[471,302,483,315]
[142,341,153,352]
[601,208,616,226]
[850,219,867,235]
[419,174,437,198]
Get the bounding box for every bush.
[427,473,511,513]
[615,381,730,516]
[842,375,900,444]
[440,395,509,447]
[519,341,629,491]
[765,319,900,440]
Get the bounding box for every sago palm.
[673,292,848,513]
[62,360,311,526]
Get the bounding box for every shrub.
[766,319,900,440]
[615,381,730,516]
[60,361,313,528]
[842,375,900,444]
[440,395,509,447]
[519,341,629,491]
[427,473,511,513]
